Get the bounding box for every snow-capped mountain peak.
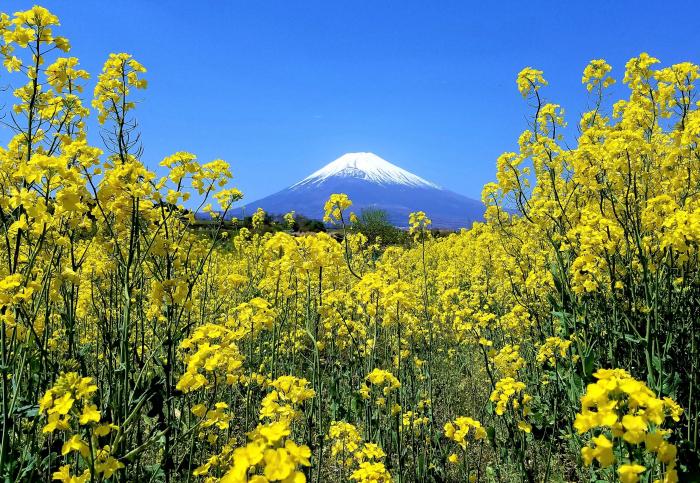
[292,152,440,189]
[227,152,485,229]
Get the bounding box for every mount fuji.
[235,153,485,229]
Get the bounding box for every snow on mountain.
[291,152,440,189]
[229,152,485,229]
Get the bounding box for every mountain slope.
[234,153,485,229]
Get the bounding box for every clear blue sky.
[2,0,699,203]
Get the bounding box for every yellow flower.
[582,59,615,92]
[52,465,72,483]
[361,443,386,461]
[284,440,311,466]
[43,413,71,433]
[590,434,614,468]
[408,211,431,238]
[516,67,547,97]
[79,404,100,425]
[50,393,74,416]
[61,434,89,457]
[618,464,646,483]
[39,390,54,413]
[52,465,90,483]
[94,424,118,437]
[350,461,393,483]
[95,456,125,479]
[263,447,295,480]
[517,421,532,433]
[75,377,98,399]
[258,421,291,444]
[191,404,207,418]
[323,193,352,224]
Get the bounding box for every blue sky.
[2,0,699,203]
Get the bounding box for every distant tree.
[227,211,289,234]
[294,215,326,233]
[351,208,404,245]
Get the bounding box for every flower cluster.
[252,207,266,231]
[176,323,245,393]
[491,344,525,377]
[536,336,573,367]
[92,52,147,124]
[444,416,487,455]
[490,377,532,433]
[328,421,363,467]
[327,422,393,482]
[214,423,311,483]
[39,372,99,433]
[194,376,314,481]
[259,376,316,422]
[323,193,352,224]
[39,373,123,481]
[574,369,682,483]
[516,67,547,97]
[581,59,615,92]
[408,211,431,239]
[361,369,401,407]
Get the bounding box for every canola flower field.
[0,5,699,483]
